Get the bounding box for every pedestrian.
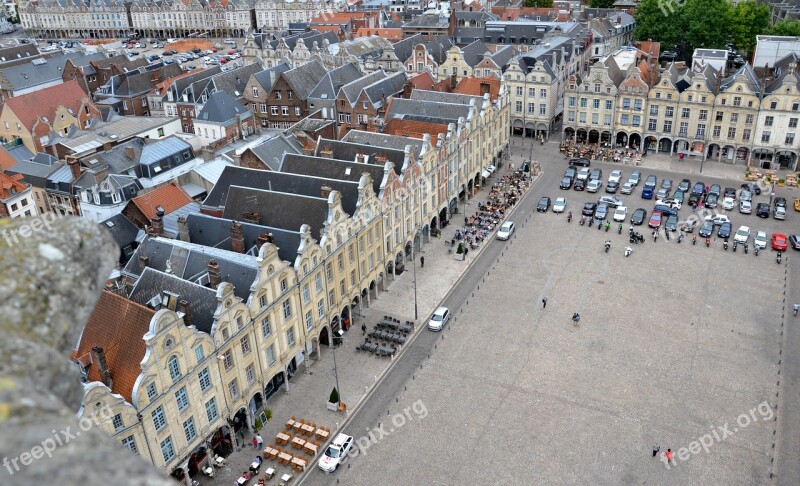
[465,216,469,226]
[361,323,367,335]
[256,434,263,449]
[665,448,674,464]
[252,437,258,449]
[572,313,580,325]
[420,256,425,268]
[542,297,548,309]
[463,247,469,260]
[652,443,660,457]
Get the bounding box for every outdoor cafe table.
[276,432,290,446]
[263,446,278,459]
[303,442,318,455]
[250,460,261,470]
[291,457,307,471]
[278,452,292,465]
[315,429,329,440]
[292,421,303,432]
[379,319,398,330]
[236,476,248,485]
[377,345,394,356]
[301,423,315,435]
[291,437,306,449]
[285,419,295,429]
[264,467,275,479]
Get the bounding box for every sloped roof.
[282,60,328,99]
[454,77,501,101]
[100,213,140,253]
[130,182,192,221]
[196,90,251,124]
[307,63,363,100]
[382,118,449,141]
[71,290,156,403]
[129,267,217,334]
[362,71,407,105]
[2,79,93,131]
[461,40,491,67]
[340,70,387,104]
[252,63,291,93]
[0,172,29,201]
[247,135,302,170]
[341,129,425,159]
[223,185,329,237]
[387,97,472,124]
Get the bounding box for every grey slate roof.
[140,136,191,166]
[247,134,302,170]
[100,213,140,256]
[314,138,406,174]
[4,155,63,189]
[0,52,106,92]
[204,165,362,215]
[387,98,471,124]
[213,62,264,98]
[341,130,425,159]
[362,71,407,106]
[720,64,761,96]
[453,27,485,44]
[307,63,363,100]
[197,91,251,124]
[410,89,484,106]
[456,11,498,23]
[124,236,258,301]
[281,60,328,99]
[0,44,40,65]
[461,40,491,67]
[392,34,423,63]
[340,70,387,105]
[491,45,517,69]
[392,35,453,64]
[185,212,302,263]
[252,63,291,93]
[129,267,218,334]
[404,14,450,28]
[280,153,387,199]
[223,186,329,238]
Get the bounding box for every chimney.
[207,259,221,289]
[450,71,457,90]
[91,346,113,389]
[230,221,245,253]
[177,215,190,241]
[257,233,270,248]
[402,80,413,99]
[320,185,332,199]
[242,211,260,224]
[480,82,490,96]
[302,142,315,156]
[148,207,165,236]
[178,299,190,325]
[66,155,82,180]
[320,146,334,158]
[356,153,365,163]
[102,141,114,152]
[138,254,149,268]
[124,146,136,160]
[201,147,215,162]
[93,166,109,184]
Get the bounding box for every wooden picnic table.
[315,429,329,440]
[278,452,292,465]
[285,419,295,429]
[291,437,306,449]
[303,442,318,455]
[291,457,307,471]
[263,447,278,459]
[301,423,315,435]
[276,432,290,446]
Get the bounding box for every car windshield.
[702,222,713,231]
[431,314,443,322]
[501,223,513,231]
[325,446,341,459]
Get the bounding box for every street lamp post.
[411,246,418,321]
[331,329,342,408]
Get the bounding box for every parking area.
[311,142,787,485]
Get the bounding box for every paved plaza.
[204,140,799,486]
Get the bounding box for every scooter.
[624,246,632,257]
[567,212,572,223]
[724,239,728,251]
[588,217,594,227]
[744,243,749,254]
[598,220,603,230]
[777,251,782,264]
[580,215,586,226]
[793,303,799,316]
[733,241,738,252]
[605,222,610,232]
[604,240,611,253]
[692,235,697,246]
[618,224,623,235]
[677,233,684,244]
[755,246,760,256]
[706,236,711,248]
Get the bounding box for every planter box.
[326,402,338,412]
[454,252,464,261]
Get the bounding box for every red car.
[772,233,788,251]
[648,210,662,228]
[227,50,237,55]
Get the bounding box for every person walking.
[652,443,660,457]
[420,256,425,268]
[463,247,469,260]
[542,297,548,309]
[665,448,674,464]
[256,434,263,449]
[251,437,258,449]
[361,323,367,336]
[572,313,580,325]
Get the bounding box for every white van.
[224,38,237,45]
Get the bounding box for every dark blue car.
[642,186,654,199]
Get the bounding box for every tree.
[682,0,732,52]
[767,20,800,37]
[524,0,553,7]
[328,387,339,404]
[726,1,770,56]
[589,0,617,7]
[635,0,731,54]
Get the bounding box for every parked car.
[706,214,731,226]
[565,166,577,179]
[754,231,768,250]
[795,199,800,212]
[628,170,641,186]
[648,211,663,228]
[699,220,715,237]
[560,177,573,189]
[569,157,591,166]
[606,181,619,193]
[739,200,752,214]
[789,234,800,250]
[672,190,685,204]
[677,179,691,192]
[582,202,597,216]
[537,196,551,212]
[587,179,602,193]
[723,187,736,199]
[691,182,706,197]
[733,225,750,244]
[642,187,654,199]
[620,182,634,195]
[708,184,721,197]
[644,174,657,189]
[655,198,681,210]
[613,206,628,222]
[598,195,623,207]
[595,203,608,220]
[774,206,787,220]
[722,197,736,210]
[656,188,669,200]
[427,307,451,331]
[553,197,567,213]
[496,221,515,240]
[772,233,789,251]
[631,208,647,225]
[576,167,590,181]
[742,182,761,195]
[574,179,586,191]
[609,170,623,184]
[705,193,718,208]
[717,222,732,239]
[653,204,678,217]
[775,197,787,209]
[318,434,354,472]
[739,189,752,203]
[589,168,602,181]
[665,214,678,232]
[661,179,673,191]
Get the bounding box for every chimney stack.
[124,146,136,160]
[207,259,221,289]
[402,80,413,99]
[178,299,190,325]
[450,71,457,90]
[177,215,190,241]
[258,233,270,248]
[320,184,332,199]
[138,254,149,268]
[148,207,165,236]
[242,211,260,224]
[91,346,113,389]
[230,221,245,253]
[66,155,82,180]
[356,153,365,163]
[320,146,334,158]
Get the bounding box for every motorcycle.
[755,246,760,256]
[777,251,782,264]
[744,243,749,254]
[677,233,684,244]
[733,241,737,252]
[604,241,611,253]
[692,235,697,246]
[605,222,610,232]
[598,220,603,230]
[567,212,572,223]
[580,215,586,226]
[588,217,594,227]
[793,304,799,316]
[618,224,623,235]
[706,236,711,248]
[724,239,728,251]
[624,246,632,257]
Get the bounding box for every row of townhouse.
[19,0,346,39]
[562,48,800,170]
[73,77,510,477]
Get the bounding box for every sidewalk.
[199,157,540,485]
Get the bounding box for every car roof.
[501,221,514,228]
[433,306,449,315]
[332,433,352,446]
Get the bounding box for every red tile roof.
[0,146,18,171]
[71,291,156,403]
[454,77,501,102]
[153,68,205,96]
[0,172,28,200]
[409,71,436,91]
[2,79,93,132]
[130,182,192,221]
[384,119,449,141]
[355,28,403,41]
